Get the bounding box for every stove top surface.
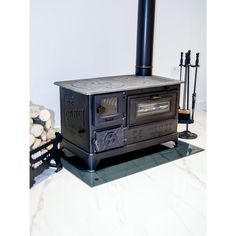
[54,75,181,95]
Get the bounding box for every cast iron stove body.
[55,75,180,170]
[55,0,182,171]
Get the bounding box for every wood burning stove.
[55,0,182,171]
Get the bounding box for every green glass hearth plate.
[61,141,204,187]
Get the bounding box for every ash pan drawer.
[93,127,126,153]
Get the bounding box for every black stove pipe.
[135,0,156,76]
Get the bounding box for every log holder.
[30,132,63,188]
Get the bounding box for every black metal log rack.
[30,132,63,188]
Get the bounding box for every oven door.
[128,92,177,126]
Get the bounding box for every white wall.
[153,0,206,111]
[30,0,206,127]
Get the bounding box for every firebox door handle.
[105,117,114,121]
[97,105,106,114]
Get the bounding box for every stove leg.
[173,140,178,147]
[87,157,100,172]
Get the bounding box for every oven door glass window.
[136,101,170,118]
[129,92,177,126]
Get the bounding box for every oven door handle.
[150,96,161,100]
[158,104,169,110]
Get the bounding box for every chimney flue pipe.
[135,0,156,76]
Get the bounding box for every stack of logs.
[30,105,56,168]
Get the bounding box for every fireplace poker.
[186,50,191,111]
[191,52,200,121]
[179,52,184,81]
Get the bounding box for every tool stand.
[178,51,200,140]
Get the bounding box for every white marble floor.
[30,110,206,236]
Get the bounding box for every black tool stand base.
[179,130,198,139]
[178,121,198,139]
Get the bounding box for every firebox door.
[93,92,126,128]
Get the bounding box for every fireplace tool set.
[178,50,200,139]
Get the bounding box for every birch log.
[46,128,56,140]
[32,138,41,150]
[30,106,40,118]
[31,124,44,138]
[39,109,51,122]
[30,134,35,147]
[45,119,51,130]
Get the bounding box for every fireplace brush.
[178,50,200,139]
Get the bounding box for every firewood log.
[30,134,35,147]
[30,105,40,118]
[40,141,46,147]
[30,118,33,131]
[41,149,47,155]
[45,119,51,130]
[31,138,41,150]
[39,109,51,122]
[31,124,44,138]
[32,160,43,168]
[41,131,47,141]
[31,151,41,160]
[46,128,56,140]
[46,144,53,151]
